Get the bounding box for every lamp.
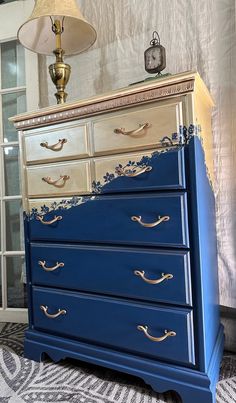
[17,0,97,104]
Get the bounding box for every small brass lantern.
[17,0,97,104]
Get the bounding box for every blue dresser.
[12,71,224,403]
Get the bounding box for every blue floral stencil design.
[103,172,115,183]
[115,156,151,175]
[160,136,174,147]
[27,124,202,218]
[92,148,178,193]
[92,124,201,193]
[28,196,97,220]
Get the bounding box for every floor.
[0,323,235,403]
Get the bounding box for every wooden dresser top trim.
[10,71,213,130]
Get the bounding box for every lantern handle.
[150,31,160,46]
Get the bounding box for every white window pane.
[7,256,27,308]
[2,91,26,142]
[1,41,25,89]
[5,200,24,251]
[4,146,20,196]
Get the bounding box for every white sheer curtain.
[39,0,236,310]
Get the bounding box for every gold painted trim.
[40,138,67,151]
[118,166,152,177]
[10,71,213,130]
[131,215,170,228]
[134,271,173,284]
[114,122,150,136]
[137,325,176,342]
[38,260,64,272]
[36,215,62,225]
[40,305,67,318]
[42,174,70,187]
[12,81,194,130]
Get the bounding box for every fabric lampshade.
[17,0,97,55]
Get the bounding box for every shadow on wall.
[220,307,236,352]
[38,54,49,108]
[93,45,114,95]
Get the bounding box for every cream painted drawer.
[24,121,89,164]
[92,100,183,156]
[26,160,91,198]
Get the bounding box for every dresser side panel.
[194,88,214,189]
[23,217,33,327]
[187,136,220,372]
[185,90,214,188]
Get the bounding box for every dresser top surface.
[10,70,214,130]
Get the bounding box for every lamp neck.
[52,19,63,50]
[53,48,65,63]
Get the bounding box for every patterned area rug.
[0,323,235,403]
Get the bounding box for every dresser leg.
[24,344,43,362]
[148,380,216,403]
[24,337,68,363]
[177,386,216,403]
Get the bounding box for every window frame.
[0,0,39,323]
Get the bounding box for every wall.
[38,1,236,312]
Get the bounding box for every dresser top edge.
[10,70,214,130]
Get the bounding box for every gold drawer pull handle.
[40,305,66,319]
[137,325,176,342]
[134,270,173,284]
[38,260,64,272]
[118,166,152,177]
[42,175,70,188]
[36,215,62,225]
[114,122,150,136]
[40,138,67,151]
[131,215,170,228]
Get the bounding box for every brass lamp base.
[49,48,71,104]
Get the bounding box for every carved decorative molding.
[14,80,194,130]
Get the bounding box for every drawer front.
[24,122,89,164]
[92,101,182,156]
[31,244,192,306]
[28,193,189,247]
[32,287,195,365]
[26,160,91,197]
[93,147,185,193]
